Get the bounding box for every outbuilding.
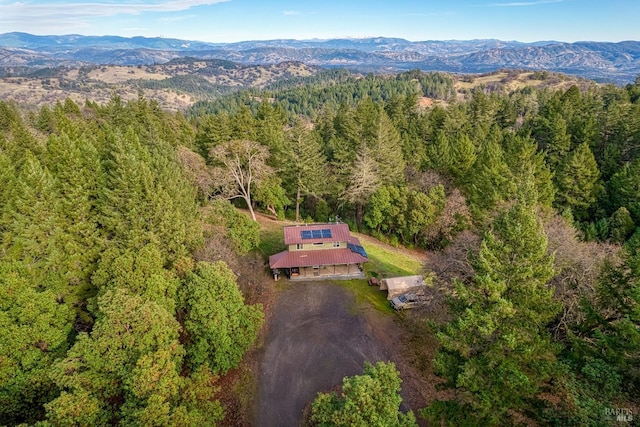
[379,275,426,300]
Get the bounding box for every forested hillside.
[186,71,640,425]
[0,98,262,425]
[1,68,639,425]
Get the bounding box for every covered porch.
[285,263,364,280]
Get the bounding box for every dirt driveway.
[255,281,412,427]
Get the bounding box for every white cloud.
[282,10,301,16]
[488,0,563,6]
[0,0,229,20]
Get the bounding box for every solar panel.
[348,243,368,258]
[301,228,333,240]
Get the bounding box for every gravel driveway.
[255,282,393,427]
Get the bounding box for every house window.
[296,244,303,250]
[332,242,340,248]
[312,242,323,246]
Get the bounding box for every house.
[268,223,368,280]
[379,275,426,300]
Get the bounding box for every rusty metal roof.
[283,223,351,245]
[269,247,368,269]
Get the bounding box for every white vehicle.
[390,293,426,310]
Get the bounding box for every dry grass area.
[86,65,170,83]
[453,69,596,98]
[0,61,317,111]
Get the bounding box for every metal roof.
[283,223,351,245]
[269,247,368,269]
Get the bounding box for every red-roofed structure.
[269,223,368,280]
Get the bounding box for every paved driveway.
[255,282,392,427]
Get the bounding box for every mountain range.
[1,32,639,84]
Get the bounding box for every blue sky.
[1,0,638,43]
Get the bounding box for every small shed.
[379,275,426,300]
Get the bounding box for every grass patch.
[256,218,286,260]
[362,240,423,278]
[336,279,394,315]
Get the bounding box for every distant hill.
[0,59,321,111]
[1,33,639,84]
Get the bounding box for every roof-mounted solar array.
[300,228,332,239]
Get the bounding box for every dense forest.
[1,68,639,425]
[0,97,263,425]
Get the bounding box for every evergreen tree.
[555,142,600,220]
[465,136,515,218]
[0,263,73,424]
[178,261,263,373]
[45,132,104,287]
[426,130,452,174]
[1,151,64,286]
[533,113,572,170]
[503,133,555,207]
[283,119,329,222]
[609,158,640,223]
[47,288,222,426]
[608,207,636,243]
[371,109,405,186]
[310,361,417,427]
[91,244,179,314]
[449,132,476,182]
[100,128,201,262]
[425,200,560,425]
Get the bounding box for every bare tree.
[209,140,272,221]
[543,213,619,340]
[176,145,214,198]
[340,144,380,229]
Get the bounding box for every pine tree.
[609,158,640,223]
[1,151,64,283]
[425,199,560,425]
[449,132,476,181]
[100,128,201,262]
[283,119,329,222]
[503,133,555,207]
[46,288,221,426]
[534,113,572,170]
[465,136,515,218]
[310,362,417,427]
[555,142,600,220]
[0,262,73,424]
[371,109,405,185]
[178,261,263,373]
[45,132,104,286]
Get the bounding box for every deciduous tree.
[209,139,274,221]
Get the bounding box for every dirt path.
[255,282,394,426]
